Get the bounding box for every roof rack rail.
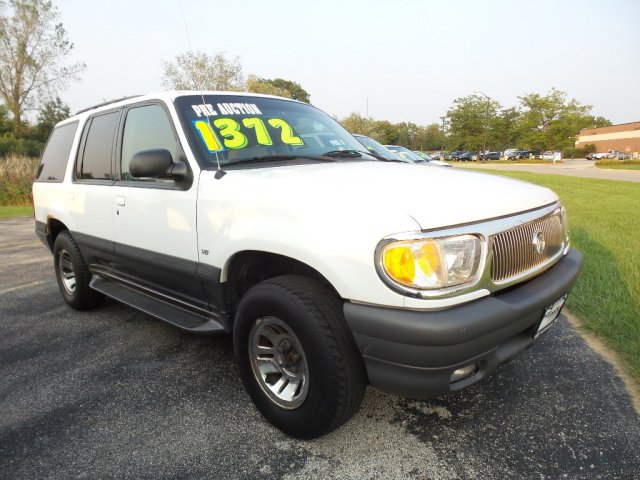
[75,95,143,115]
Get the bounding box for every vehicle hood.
[204,161,558,233]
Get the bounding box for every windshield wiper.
[224,154,336,167]
[322,149,367,158]
[324,149,405,163]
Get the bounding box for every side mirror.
[129,149,187,180]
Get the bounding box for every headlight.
[380,234,482,290]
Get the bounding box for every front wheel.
[233,275,366,439]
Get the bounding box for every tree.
[446,94,500,151]
[34,95,68,141]
[162,51,244,91]
[591,116,612,128]
[414,123,446,151]
[0,103,10,135]
[490,107,522,151]
[257,78,310,103]
[246,75,291,98]
[517,88,604,151]
[395,121,420,149]
[0,0,85,125]
[340,113,376,137]
[246,76,310,102]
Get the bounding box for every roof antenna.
[178,0,225,179]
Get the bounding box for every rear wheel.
[53,231,104,310]
[233,275,366,439]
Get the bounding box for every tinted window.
[76,111,119,180]
[121,104,179,180]
[35,122,78,182]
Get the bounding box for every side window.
[121,104,180,181]
[35,121,79,182]
[76,111,119,181]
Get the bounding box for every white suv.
[33,91,582,438]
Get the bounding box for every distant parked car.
[446,150,464,160]
[604,151,631,160]
[385,145,452,167]
[503,148,518,160]
[457,151,476,161]
[542,151,562,161]
[480,151,500,160]
[413,150,453,168]
[352,134,402,162]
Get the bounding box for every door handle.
[115,196,126,206]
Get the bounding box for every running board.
[90,276,227,333]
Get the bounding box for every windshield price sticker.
[193,117,303,152]
[190,102,263,118]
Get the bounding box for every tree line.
[339,89,611,156]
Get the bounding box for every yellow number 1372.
[194,117,303,151]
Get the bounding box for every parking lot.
[1,217,639,479]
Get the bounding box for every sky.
[44,0,640,126]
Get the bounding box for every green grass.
[483,170,640,384]
[597,164,640,171]
[595,159,640,170]
[0,206,32,218]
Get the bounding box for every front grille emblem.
[532,230,546,254]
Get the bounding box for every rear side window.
[76,111,119,181]
[35,122,79,182]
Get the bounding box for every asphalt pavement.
[1,217,639,479]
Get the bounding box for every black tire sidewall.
[53,231,102,310]
[234,277,360,438]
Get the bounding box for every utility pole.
[440,116,447,157]
[475,91,491,163]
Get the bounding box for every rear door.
[68,110,120,266]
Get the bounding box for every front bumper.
[344,248,583,398]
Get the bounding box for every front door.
[111,102,206,308]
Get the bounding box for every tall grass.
[0,155,40,206]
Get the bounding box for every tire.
[233,275,366,439]
[53,231,104,310]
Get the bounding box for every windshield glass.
[385,145,424,162]
[174,94,369,167]
[353,135,399,161]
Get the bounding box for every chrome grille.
[490,213,564,283]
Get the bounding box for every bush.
[562,147,589,159]
[0,134,44,157]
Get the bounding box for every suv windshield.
[353,135,399,161]
[174,94,370,167]
[385,145,424,163]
